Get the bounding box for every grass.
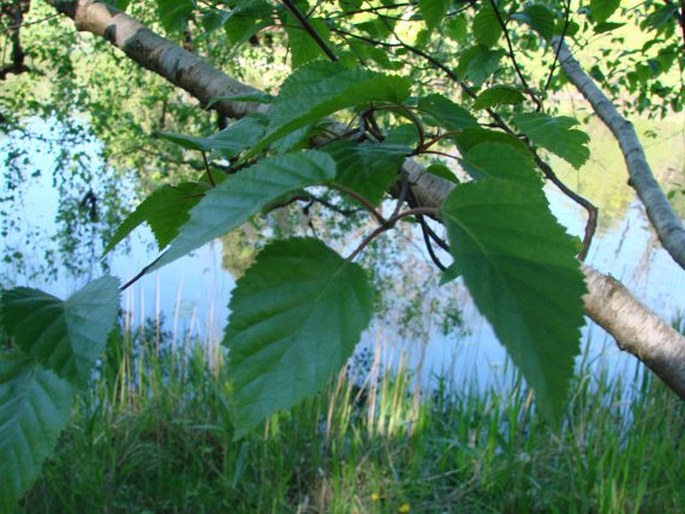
[17,320,685,514]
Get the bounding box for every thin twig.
[281,0,338,61]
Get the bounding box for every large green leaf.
[473,3,503,47]
[590,0,621,23]
[285,15,332,68]
[0,277,120,385]
[460,142,540,182]
[418,94,480,131]
[224,238,373,436]
[224,0,273,46]
[441,180,586,423]
[251,62,411,153]
[419,0,450,31]
[0,352,76,514]
[157,115,266,158]
[472,85,525,110]
[453,127,529,155]
[456,46,506,88]
[156,0,193,33]
[512,5,556,41]
[150,150,337,271]
[104,182,205,254]
[325,141,409,205]
[513,113,590,169]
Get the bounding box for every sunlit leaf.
[419,0,450,31]
[0,277,120,385]
[456,46,506,87]
[156,0,193,33]
[441,180,586,423]
[418,94,479,131]
[513,113,590,168]
[590,0,620,23]
[151,151,337,271]
[104,182,205,254]
[473,3,503,47]
[472,85,525,110]
[460,142,539,182]
[285,15,332,68]
[512,5,555,40]
[0,351,76,514]
[251,61,411,153]
[224,238,373,436]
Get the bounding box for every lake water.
[2,115,684,394]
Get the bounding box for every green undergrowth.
[16,323,685,514]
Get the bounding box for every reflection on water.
[2,114,684,395]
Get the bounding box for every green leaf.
[158,115,266,158]
[439,261,461,285]
[418,94,480,131]
[441,180,586,423]
[0,277,120,385]
[472,85,525,110]
[224,238,373,436]
[512,113,590,169]
[453,127,529,155]
[252,61,411,153]
[104,182,205,254]
[156,0,193,33]
[590,0,620,23]
[445,15,468,42]
[460,142,539,182]
[473,3,503,47]
[151,150,337,271]
[325,141,409,205]
[594,21,626,33]
[426,163,459,184]
[456,46,506,88]
[419,0,450,31]
[512,5,555,41]
[285,15,332,68]
[224,0,273,47]
[0,351,76,514]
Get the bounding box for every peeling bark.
[553,36,685,271]
[46,1,685,397]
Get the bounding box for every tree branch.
[553,35,685,271]
[46,0,685,398]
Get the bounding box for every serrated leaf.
[591,0,620,23]
[473,3,503,47]
[512,5,555,40]
[251,61,411,154]
[156,0,193,33]
[158,115,266,157]
[150,151,337,272]
[472,85,525,110]
[0,277,120,385]
[456,46,506,87]
[285,15,332,68]
[419,0,450,31]
[0,351,76,514]
[513,113,590,168]
[224,238,373,436]
[441,180,586,423]
[325,141,409,205]
[104,182,204,254]
[418,94,480,131]
[461,142,539,182]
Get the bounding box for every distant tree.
[1,0,683,510]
